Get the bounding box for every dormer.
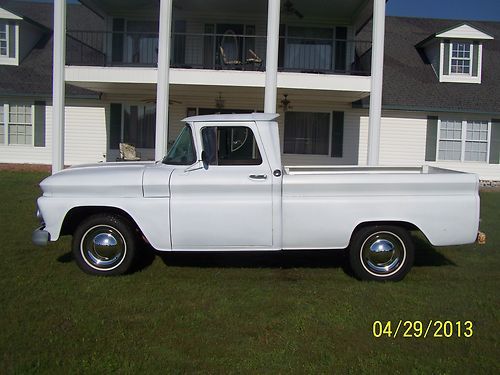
[0,6,47,66]
[0,7,21,65]
[418,23,494,84]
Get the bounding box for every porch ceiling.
[79,0,371,22]
[68,81,368,104]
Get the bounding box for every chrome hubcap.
[81,225,126,271]
[361,231,405,276]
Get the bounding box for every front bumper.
[32,226,50,246]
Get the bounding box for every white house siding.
[0,101,107,166]
[355,110,370,165]
[374,110,500,180]
[356,111,429,167]
[63,104,107,165]
[378,111,428,165]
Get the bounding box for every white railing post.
[155,0,172,160]
[264,0,280,113]
[367,0,386,165]
[52,0,66,173]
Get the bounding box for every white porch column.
[155,0,172,160]
[367,0,386,165]
[52,0,66,174]
[264,0,280,113]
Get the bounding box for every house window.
[450,42,472,75]
[125,20,159,65]
[0,20,16,63]
[438,119,489,162]
[465,120,489,161]
[123,104,155,148]
[281,26,348,73]
[284,112,330,155]
[8,104,32,145]
[0,21,7,56]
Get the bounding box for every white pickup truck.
[33,113,480,281]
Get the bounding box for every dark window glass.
[163,126,196,165]
[202,126,262,165]
[123,105,155,148]
[284,112,330,155]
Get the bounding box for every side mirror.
[201,150,209,170]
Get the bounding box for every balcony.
[67,30,372,76]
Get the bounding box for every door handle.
[249,174,267,180]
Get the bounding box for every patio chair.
[245,48,262,68]
[118,143,141,161]
[219,29,242,66]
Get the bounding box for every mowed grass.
[0,170,498,374]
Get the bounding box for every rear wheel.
[72,214,137,276]
[349,225,414,281]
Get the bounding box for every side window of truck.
[201,126,263,165]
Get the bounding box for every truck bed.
[281,165,479,250]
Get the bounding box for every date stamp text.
[372,320,474,338]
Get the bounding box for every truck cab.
[165,114,283,251]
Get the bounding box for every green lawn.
[0,170,498,374]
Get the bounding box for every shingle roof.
[0,0,104,98]
[381,16,500,115]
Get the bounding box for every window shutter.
[34,101,46,147]
[472,41,480,77]
[489,120,500,164]
[442,40,450,76]
[112,19,124,63]
[425,116,438,162]
[8,22,16,58]
[331,111,344,157]
[109,103,122,149]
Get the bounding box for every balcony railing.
[67,31,372,75]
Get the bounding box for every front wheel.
[72,214,137,276]
[349,225,414,281]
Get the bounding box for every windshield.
[162,125,197,165]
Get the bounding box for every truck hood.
[40,162,173,198]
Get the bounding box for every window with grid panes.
[0,21,7,57]
[438,119,490,162]
[465,121,488,162]
[450,42,472,75]
[9,104,32,145]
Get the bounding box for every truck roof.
[182,113,279,123]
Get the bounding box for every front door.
[170,122,273,250]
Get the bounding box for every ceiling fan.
[279,94,293,112]
[282,0,304,19]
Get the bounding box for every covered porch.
[52,0,387,172]
[71,0,373,75]
[73,83,368,164]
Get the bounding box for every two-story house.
[0,1,499,180]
